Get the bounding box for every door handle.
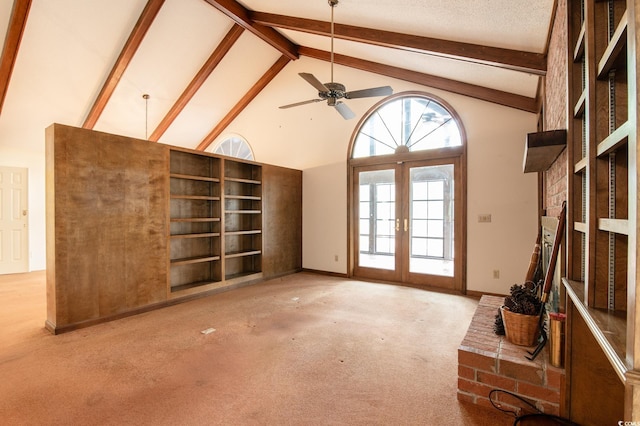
[404,219,408,232]
[395,218,400,232]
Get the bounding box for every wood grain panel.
[46,124,168,329]
[46,125,302,332]
[122,140,168,307]
[568,302,624,425]
[261,164,302,278]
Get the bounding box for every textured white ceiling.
[0,0,555,153]
[241,0,554,52]
[282,29,540,98]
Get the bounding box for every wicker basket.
[500,306,540,346]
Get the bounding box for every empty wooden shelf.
[46,124,302,333]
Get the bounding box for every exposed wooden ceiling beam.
[0,0,31,116]
[299,46,538,113]
[196,55,291,151]
[202,0,298,60]
[149,24,244,142]
[82,0,165,129]
[252,11,546,76]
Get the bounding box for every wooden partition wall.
[46,124,302,333]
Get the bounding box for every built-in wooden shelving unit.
[45,124,301,333]
[223,159,262,281]
[169,149,222,293]
[168,150,267,293]
[563,0,639,422]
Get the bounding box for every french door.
[353,157,463,291]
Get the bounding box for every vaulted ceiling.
[0,0,555,153]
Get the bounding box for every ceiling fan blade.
[299,73,329,92]
[279,98,322,109]
[334,101,355,120]
[345,86,393,99]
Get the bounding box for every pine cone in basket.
[502,283,542,315]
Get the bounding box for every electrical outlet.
[493,270,500,279]
[478,214,492,223]
[334,255,339,262]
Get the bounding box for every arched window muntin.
[347,91,467,291]
[348,91,466,163]
[211,134,255,161]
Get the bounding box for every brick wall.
[457,0,570,417]
[458,296,564,416]
[545,150,567,218]
[544,0,569,218]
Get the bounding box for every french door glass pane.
[427,219,444,238]
[413,220,427,236]
[429,180,444,199]
[409,164,454,276]
[412,238,427,256]
[358,169,395,270]
[427,200,444,219]
[427,238,444,257]
[359,203,370,218]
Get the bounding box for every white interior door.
[0,166,29,274]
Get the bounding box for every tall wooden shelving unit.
[223,159,263,281]
[46,124,301,333]
[169,149,223,293]
[168,149,266,295]
[563,0,640,422]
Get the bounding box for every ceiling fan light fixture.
[278,0,393,119]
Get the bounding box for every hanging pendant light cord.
[143,94,149,139]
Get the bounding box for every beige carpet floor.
[0,271,512,425]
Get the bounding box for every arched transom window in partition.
[352,94,463,158]
[212,134,254,160]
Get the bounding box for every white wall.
[301,162,347,274]
[0,146,46,271]
[226,57,539,295]
[463,104,539,294]
[0,57,539,295]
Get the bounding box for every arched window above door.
[351,93,463,158]
[348,92,466,292]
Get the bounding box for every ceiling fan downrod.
[329,0,338,83]
[277,0,392,120]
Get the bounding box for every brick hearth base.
[457,295,564,415]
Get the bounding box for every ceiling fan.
[279,0,393,120]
